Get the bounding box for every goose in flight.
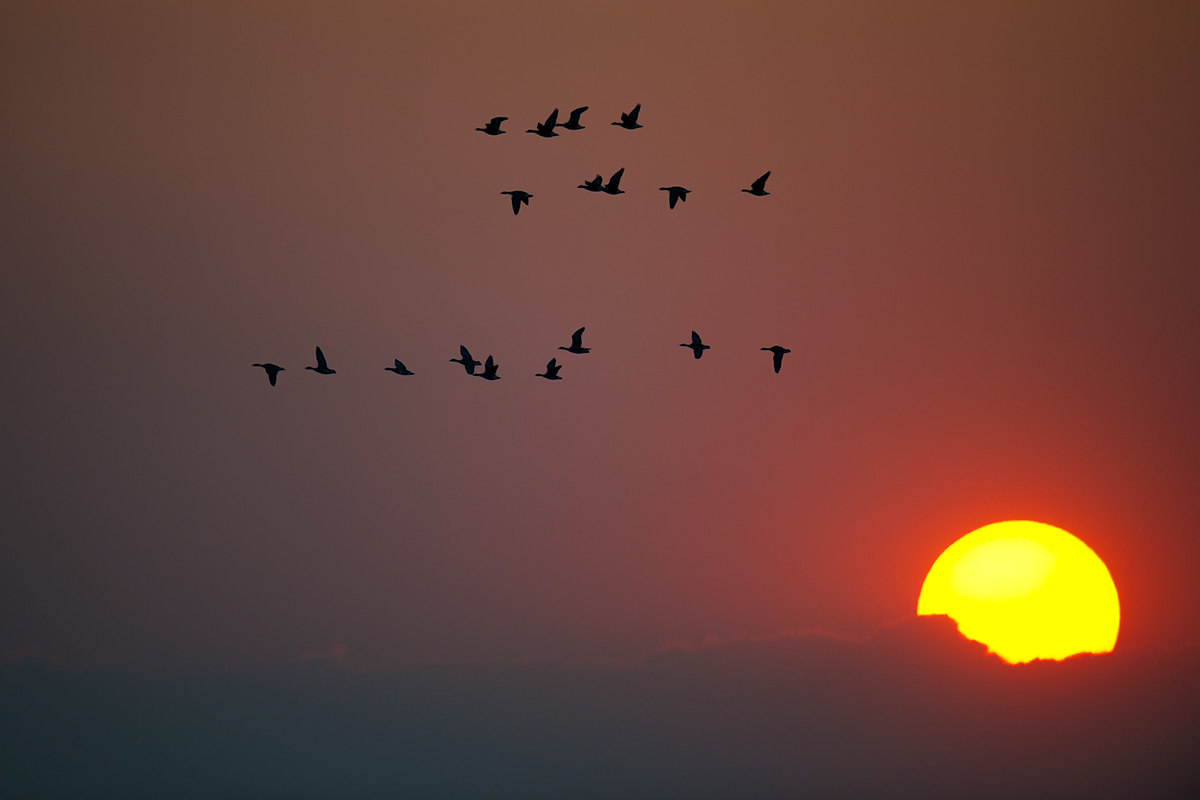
[612,103,642,129]
[252,363,284,386]
[557,106,588,130]
[659,186,690,209]
[475,116,507,135]
[450,346,482,375]
[501,190,532,215]
[761,345,791,374]
[536,358,563,380]
[558,327,589,354]
[305,347,336,375]
[680,331,711,359]
[384,359,415,376]
[742,171,771,196]
[526,109,560,138]
[578,174,604,192]
[475,355,501,381]
[601,168,625,195]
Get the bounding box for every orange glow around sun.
[917,521,1120,664]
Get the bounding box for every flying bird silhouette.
[742,171,771,196]
[450,346,482,375]
[384,359,415,376]
[475,355,501,381]
[578,174,604,192]
[558,327,590,354]
[252,363,284,386]
[659,186,690,209]
[612,103,642,129]
[475,116,507,135]
[526,109,560,137]
[304,347,336,375]
[501,190,532,215]
[536,358,563,380]
[557,106,588,130]
[681,331,711,359]
[761,345,791,373]
[601,168,625,195]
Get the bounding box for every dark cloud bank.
[2,617,1196,799]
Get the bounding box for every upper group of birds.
[484,104,772,214]
[252,104,791,387]
[253,328,793,387]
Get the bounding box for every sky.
[2,1,1199,794]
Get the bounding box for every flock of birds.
[252,104,791,387]
[252,328,793,386]
[483,104,772,214]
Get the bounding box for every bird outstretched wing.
[315,347,328,370]
[626,103,641,123]
[544,108,559,128]
[752,171,771,192]
[571,327,585,348]
[607,168,624,191]
[690,331,702,345]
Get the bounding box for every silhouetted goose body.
[613,104,642,129]
[450,346,482,375]
[761,345,791,374]
[475,355,501,381]
[385,359,415,376]
[501,190,532,215]
[526,109,560,138]
[680,331,710,359]
[601,168,625,195]
[304,347,336,374]
[742,171,771,196]
[476,116,508,135]
[536,358,563,380]
[659,186,690,209]
[578,174,604,192]
[252,363,285,386]
[558,327,590,354]
[557,106,588,130]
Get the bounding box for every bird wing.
[627,103,641,122]
[773,351,784,372]
[460,346,474,362]
[752,171,771,191]
[691,331,702,345]
[607,168,624,190]
[315,347,328,369]
[492,116,507,124]
[547,358,558,370]
[268,370,278,385]
[511,194,522,214]
[571,327,585,348]
[569,106,587,123]
[668,191,678,209]
[544,108,559,127]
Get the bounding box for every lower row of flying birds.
[252,329,793,386]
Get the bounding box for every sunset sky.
[2,1,1199,795]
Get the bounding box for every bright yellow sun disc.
[917,521,1119,664]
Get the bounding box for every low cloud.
[1,617,1196,798]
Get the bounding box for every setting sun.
[918,521,1120,664]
